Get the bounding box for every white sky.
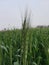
[0,0,49,30]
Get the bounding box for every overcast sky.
[0,0,49,30]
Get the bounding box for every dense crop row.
[0,27,49,65]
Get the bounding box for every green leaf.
[14,61,19,65]
[32,62,37,65]
[0,45,8,53]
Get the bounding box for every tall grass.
[20,11,30,65]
